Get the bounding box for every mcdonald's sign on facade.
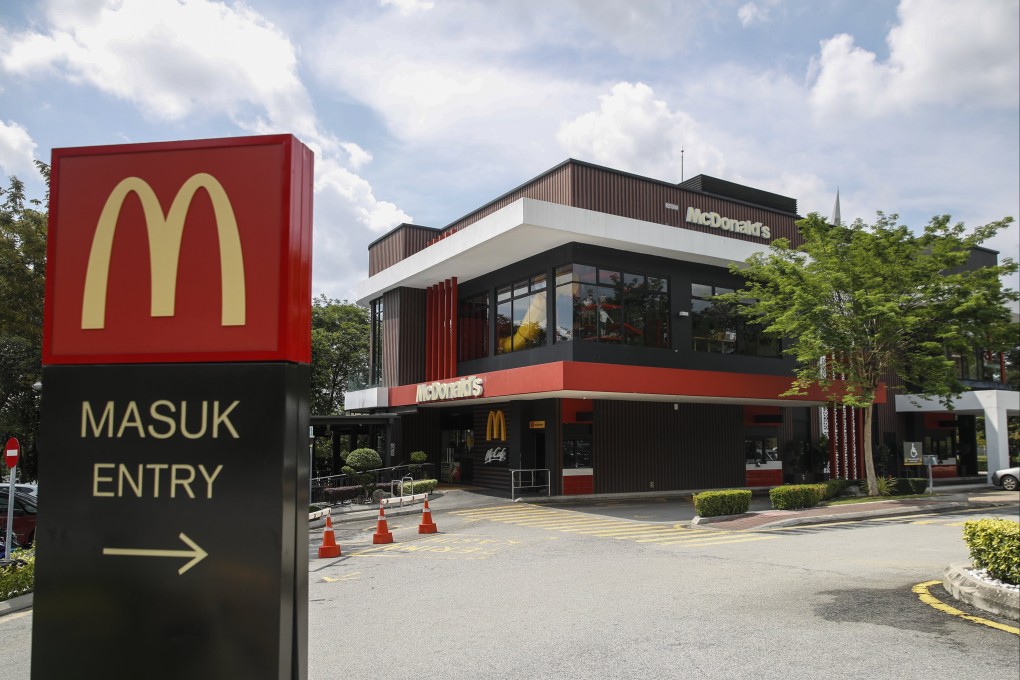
[486,409,507,442]
[43,135,313,365]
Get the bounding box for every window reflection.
[691,282,780,357]
[554,264,670,349]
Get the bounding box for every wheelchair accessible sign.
[903,442,923,466]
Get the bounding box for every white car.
[14,483,37,496]
[991,467,1019,491]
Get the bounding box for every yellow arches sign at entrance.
[486,409,507,442]
[81,174,246,330]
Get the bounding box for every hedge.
[822,478,849,500]
[962,518,1020,585]
[400,479,438,495]
[770,484,826,510]
[321,486,364,504]
[693,489,751,518]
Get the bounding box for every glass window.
[575,264,597,284]
[555,264,670,349]
[458,293,489,362]
[496,272,548,354]
[691,283,780,357]
[370,298,384,385]
[563,439,592,468]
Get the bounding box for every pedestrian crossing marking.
[450,504,778,548]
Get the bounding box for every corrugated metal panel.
[399,409,443,463]
[592,401,745,492]
[470,403,511,491]
[443,164,574,234]
[369,224,440,275]
[382,288,426,387]
[572,164,801,245]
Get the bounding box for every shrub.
[409,450,428,478]
[908,478,929,494]
[770,484,825,510]
[1,550,35,600]
[345,448,382,471]
[892,478,914,495]
[859,475,895,497]
[343,447,383,499]
[321,486,364,505]
[823,478,849,500]
[962,518,1020,585]
[371,489,392,503]
[693,490,751,518]
[401,479,438,495]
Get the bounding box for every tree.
[725,212,1018,495]
[310,295,370,415]
[0,164,49,481]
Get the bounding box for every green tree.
[310,295,370,415]
[724,212,1018,495]
[0,164,49,481]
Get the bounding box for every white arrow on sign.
[103,532,208,575]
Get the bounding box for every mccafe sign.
[416,375,484,403]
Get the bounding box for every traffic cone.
[418,498,438,534]
[372,504,393,544]
[317,516,341,558]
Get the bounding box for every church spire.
[831,187,841,226]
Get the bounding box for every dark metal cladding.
[678,174,798,215]
[471,403,512,490]
[368,223,441,276]
[382,287,427,386]
[592,401,745,492]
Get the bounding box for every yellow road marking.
[912,580,1019,635]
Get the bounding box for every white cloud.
[809,0,1020,119]
[0,0,414,300]
[556,82,726,182]
[379,0,434,15]
[737,2,771,27]
[0,120,39,178]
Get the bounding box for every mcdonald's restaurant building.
[345,160,1017,495]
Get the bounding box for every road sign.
[903,441,923,466]
[34,363,309,678]
[4,437,18,468]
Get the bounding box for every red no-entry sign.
[4,437,18,469]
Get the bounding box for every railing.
[310,464,434,504]
[511,469,551,501]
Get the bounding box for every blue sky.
[1,0,1017,303]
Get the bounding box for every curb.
[692,498,1015,530]
[943,564,1020,622]
[0,592,32,617]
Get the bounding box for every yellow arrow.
[103,532,208,575]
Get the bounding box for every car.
[15,483,37,496]
[0,488,37,547]
[991,466,1020,491]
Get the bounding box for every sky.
[1,0,1018,305]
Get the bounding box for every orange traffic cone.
[418,498,438,534]
[318,516,341,558]
[372,504,393,544]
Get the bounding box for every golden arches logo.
[81,173,246,330]
[486,410,506,442]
